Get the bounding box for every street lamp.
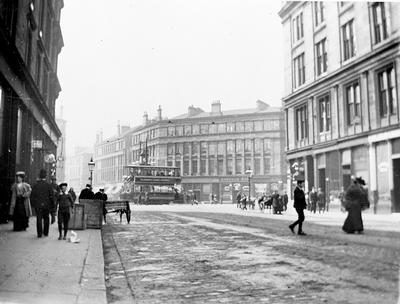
[245,168,253,198]
[88,157,95,186]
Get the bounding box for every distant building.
[65,146,93,192]
[279,2,400,213]
[93,124,128,197]
[0,1,64,198]
[124,102,286,202]
[56,107,67,182]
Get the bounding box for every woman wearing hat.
[342,176,370,234]
[9,172,32,231]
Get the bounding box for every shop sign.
[32,140,42,149]
[378,162,388,173]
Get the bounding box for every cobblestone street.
[103,206,399,304]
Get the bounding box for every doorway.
[393,159,400,212]
[318,168,326,195]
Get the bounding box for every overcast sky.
[57,0,284,155]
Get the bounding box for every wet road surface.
[102,208,400,304]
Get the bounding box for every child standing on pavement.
[56,183,74,240]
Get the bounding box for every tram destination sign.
[134,176,180,185]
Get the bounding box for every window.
[227,140,234,155]
[236,140,243,155]
[235,121,244,132]
[168,126,175,136]
[245,121,254,132]
[316,38,327,75]
[192,142,199,155]
[293,53,305,88]
[314,2,324,27]
[264,158,271,174]
[254,158,261,175]
[217,159,224,175]
[254,121,263,131]
[342,20,355,61]
[209,123,217,134]
[235,158,243,175]
[244,139,252,153]
[183,142,190,155]
[295,104,308,140]
[217,142,225,156]
[345,81,361,125]
[209,158,216,176]
[254,138,262,155]
[318,95,331,133]
[227,159,233,175]
[378,65,397,117]
[184,125,191,135]
[208,142,217,155]
[200,124,208,134]
[192,159,198,175]
[217,123,226,133]
[372,2,388,44]
[292,12,304,43]
[200,159,206,175]
[264,139,272,154]
[227,122,235,132]
[192,124,200,135]
[167,144,175,155]
[200,142,207,154]
[176,126,183,136]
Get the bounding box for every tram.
[119,164,182,204]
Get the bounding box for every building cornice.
[278,1,304,20]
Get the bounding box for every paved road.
[102,207,400,304]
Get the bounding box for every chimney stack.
[157,105,162,121]
[143,112,149,125]
[211,100,222,115]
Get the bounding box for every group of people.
[7,169,110,240]
[289,176,370,235]
[235,190,288,214]
[9,169,75,240]
[306,187,327,214]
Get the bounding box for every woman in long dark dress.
[342,177,369,234]
[9,171,32,231]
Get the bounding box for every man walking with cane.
[289,179,307,236]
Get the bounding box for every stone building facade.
[123,102,286,202]
[65,146,92,193]
[279,2,400,213]
[0,1,63,208]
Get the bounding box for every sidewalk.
[133,203,400,233]
[0,218,107,304]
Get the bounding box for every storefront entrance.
[393,158,400,212]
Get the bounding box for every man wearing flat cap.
[56,183,74,240]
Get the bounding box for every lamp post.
[245,168,253,198]
[88,157,95,186]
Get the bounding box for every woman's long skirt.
[342,202,363,233]
[13,198,28,231]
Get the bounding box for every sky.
[56,0,284,155]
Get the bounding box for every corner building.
[124,102,286,202]
[0,2,63,196]
[279,2,400,213]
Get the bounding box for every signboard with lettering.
[68,204,85,230]
[134,176,179,185]
[32,140,43,149]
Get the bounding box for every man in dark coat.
[30,169,55,238]
[79,184,94,201]
[94,188,108,223]
[282,191,288,211]
[289,180,307,235]
[51,176,60,204]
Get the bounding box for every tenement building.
[124,102,286,202]
[279,2,400,213]
[65,146,93,192]
[0,2,63,202]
